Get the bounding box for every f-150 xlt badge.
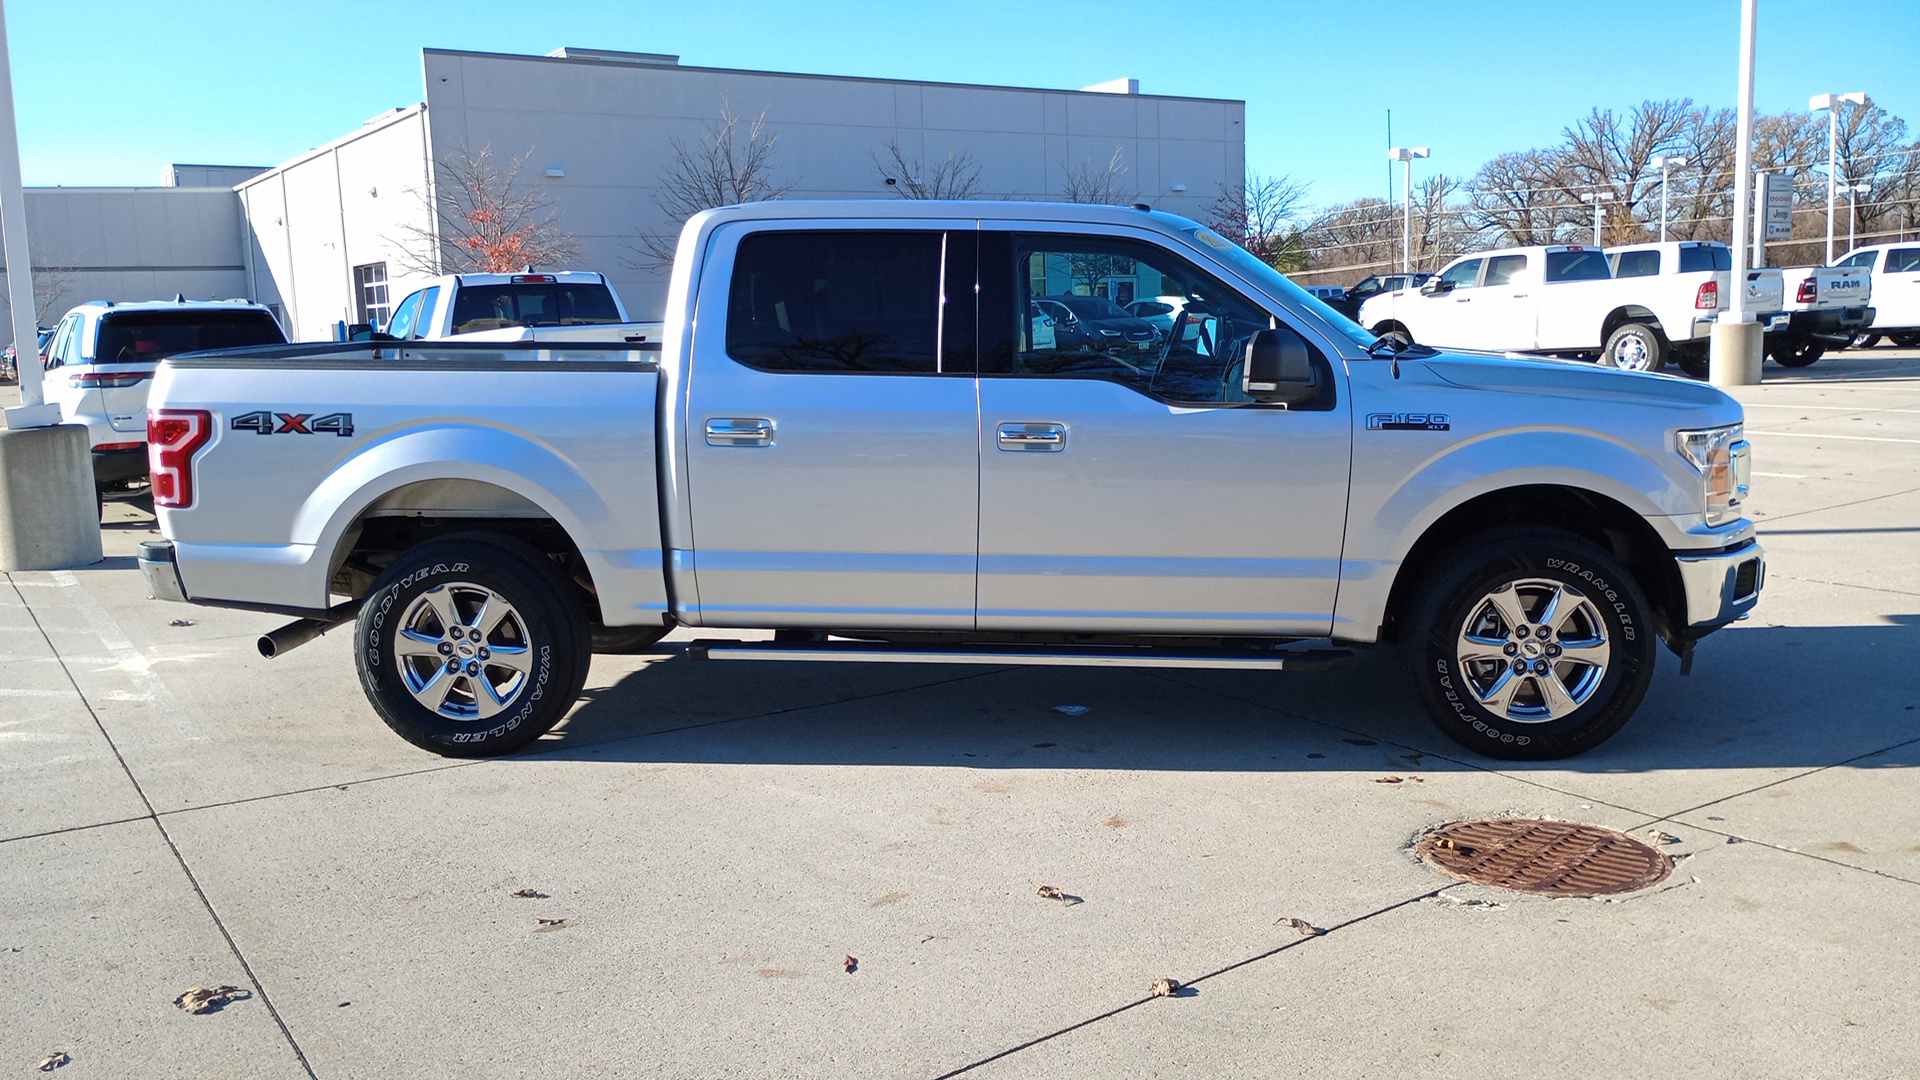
[231,410,355,437]
[1367,412,1450,431]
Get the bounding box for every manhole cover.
[1413,819,1672,897]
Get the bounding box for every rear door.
[1874,247,1920,328]
[680,223,980,629]
[974,227,1350,636]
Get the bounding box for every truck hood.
[1416,350,1743,418]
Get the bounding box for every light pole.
[1650,154,1688,241]
[1843,179,1872,254]
[1387,146,1429,274]
[1810,90,1871,264]
[1579,190,1616,246]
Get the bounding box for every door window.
[1544,250,1610,282]
[1887,248,1920,273]
[725,230,943,374]
[1484,254,1528,286]
[1838,250,1878,269]
[991,232,1282,406]
[1612,250,1661,278]
[1438,259,1483,290]
[45,316,78,369]
[386,289,428,340]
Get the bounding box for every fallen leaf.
[536,917,567,927]
[1036,885,1065,900]
[38,1051,69,1071]
[1281,917,1326,936]
[843,954,858,974]
[173,985,249,1014]
[510,888,549,899]
[168,619,194,628]
[1149,977,1182,998]
[1375,775,1404,784]
[1644,829,1681,845]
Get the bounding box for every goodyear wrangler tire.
[1406,528,1656,760]
[355,535,589,757]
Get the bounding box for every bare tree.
[1207,172,1309,269]
[395,144,581,277]
[1059,148,1134,204]
[873,138,982,199]
[0,257,81,333]
[1466,149,1579,246]
[631,102,793,270]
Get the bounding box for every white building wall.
[0,187,251,333]
[418,49,1246,320]
[236,107,437,341]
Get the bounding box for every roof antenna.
[174,293,186,304]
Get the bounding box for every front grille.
[1733,558,1759,600]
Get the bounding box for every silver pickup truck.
[139,201,1764,760]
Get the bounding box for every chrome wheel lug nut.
[1503,643,1518,656]
[1546,644,1562,658]
[477,647,490,660]
[1533,659,1551,675]
[438,641,453,656]
[1513,625,1528,639]
[1511,659,1528,673]
[446,658,460,672]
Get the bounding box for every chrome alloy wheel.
[1611,334,1652,371]
[392,582,535,720]
[1454,578,1610,722]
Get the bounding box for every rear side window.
[1613,250,1661,278]
[449,282,622,334]
[1484,255,1527,286]
[726,230,942,374]
[1888,248,1920,273]
[1544,250,1610,282]
[93,310,286,361]
[1678,246,1733,272]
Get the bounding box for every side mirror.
[1420,277,1449,296]
[1242,327,1319,406]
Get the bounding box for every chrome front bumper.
[1675,539,1764,629]
[138,540,189,604]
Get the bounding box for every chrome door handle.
[705,417,773,446]
[997,422,1066,452]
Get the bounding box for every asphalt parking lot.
[3,349,1918,1079]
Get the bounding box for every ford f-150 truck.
[138,201,1765,761]
[380,270,662,344]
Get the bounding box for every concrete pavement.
[2,350,1917,1078]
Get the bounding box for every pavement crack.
[8,577,320,1080]
[1753,484,1920,526]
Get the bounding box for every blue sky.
[9,0,1918,210]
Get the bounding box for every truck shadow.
[535,617,1920,774]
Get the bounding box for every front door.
[974,230,1351,637]
[682,225,980,629]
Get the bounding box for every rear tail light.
[70,370,154,389]
[1796,278,1818,303]
[1694,281,1719,309]
[148,409,213,508]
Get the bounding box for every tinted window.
[1839,250,1878,269]
[1438,259,1483,290]
[1484,255,1527,286]
[1888,248,1920,273]
[1613,250,1661,278]
[998,233,1282,405]
[386,289,427,339]
[726,230,942,374]
[1544,250,1610,282]
[93,310,286,362]
[449,282,622,335]
[1678,245,1733,272]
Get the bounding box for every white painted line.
[1751,471,1808,479]
[44,571,206,744]
[1745,403,1920,415]
[1745,430,1920,445]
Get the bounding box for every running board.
[686,639,1352,672]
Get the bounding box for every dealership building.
[5,47,1246,341]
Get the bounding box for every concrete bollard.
[1708,320,1764,387]
[0,423,103,570]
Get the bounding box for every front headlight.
[1676,423,1750,526]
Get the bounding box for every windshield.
[93,309,285,361]
[1181,227,1375,349]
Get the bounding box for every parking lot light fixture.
[1810,91,1871,264]
[1387,146,1430,275]
[1650,155,1688,242]
[1579,190,1616,246]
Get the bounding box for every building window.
[353,262,390,328]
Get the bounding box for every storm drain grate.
[1413,819,1673,897]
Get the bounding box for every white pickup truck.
[380,271,662,344]
[138,201,1765,761]
[1358,243,1727,373]
[1834,243,1920,348]
[1769,263,1874,365]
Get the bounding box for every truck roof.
[688,198,1205,234]
[448,271,610,286]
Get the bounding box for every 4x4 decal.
[231,410,355,437]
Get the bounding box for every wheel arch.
[1377,484,1687,654]
[1602,306,1665,343]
